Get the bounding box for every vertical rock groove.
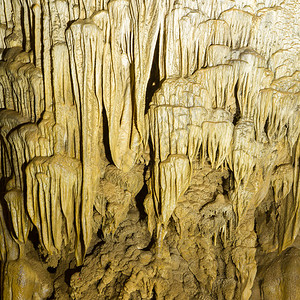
[0,0,299,299]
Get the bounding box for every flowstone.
[0,0,299,299]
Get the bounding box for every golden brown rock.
[0,0,299,299]
[2,257,53,300]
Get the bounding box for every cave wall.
[0,0,300,299]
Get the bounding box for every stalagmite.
[2,257,53,299]
[0,0,299,299]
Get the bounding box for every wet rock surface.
[0,0,300,299]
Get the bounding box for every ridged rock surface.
[0,0,299,299]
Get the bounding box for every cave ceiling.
[0,0,300,299]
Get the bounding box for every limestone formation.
[0,0,299,299]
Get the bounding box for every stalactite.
[66,18,108,259]
[201,121,233,169]
[130,0,166,148]
[152,155,191,247]
[52,42,80,158]
[25,155,82,262]
[0,202,20,262]
[107,0,139,171]
[0,0,299,299]
[4,188,31,243]
[219,9,254,49]
[0,109,29,180]
[0,49,44,122]
[7,112,55,189]
[231,120,257,187]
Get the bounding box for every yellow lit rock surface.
[0,0,299,299]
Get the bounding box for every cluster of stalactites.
[0,0,168,264]
[25,155,83,262]
[0,0,299,281]
[146,2,300,266]
[148,60,298,228]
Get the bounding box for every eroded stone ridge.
[0,0,299,299]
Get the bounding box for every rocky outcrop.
[0,0,299,299]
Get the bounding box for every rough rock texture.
[0,0,299,299]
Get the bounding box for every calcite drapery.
[26,155,82,260]
[0,0,300,299]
